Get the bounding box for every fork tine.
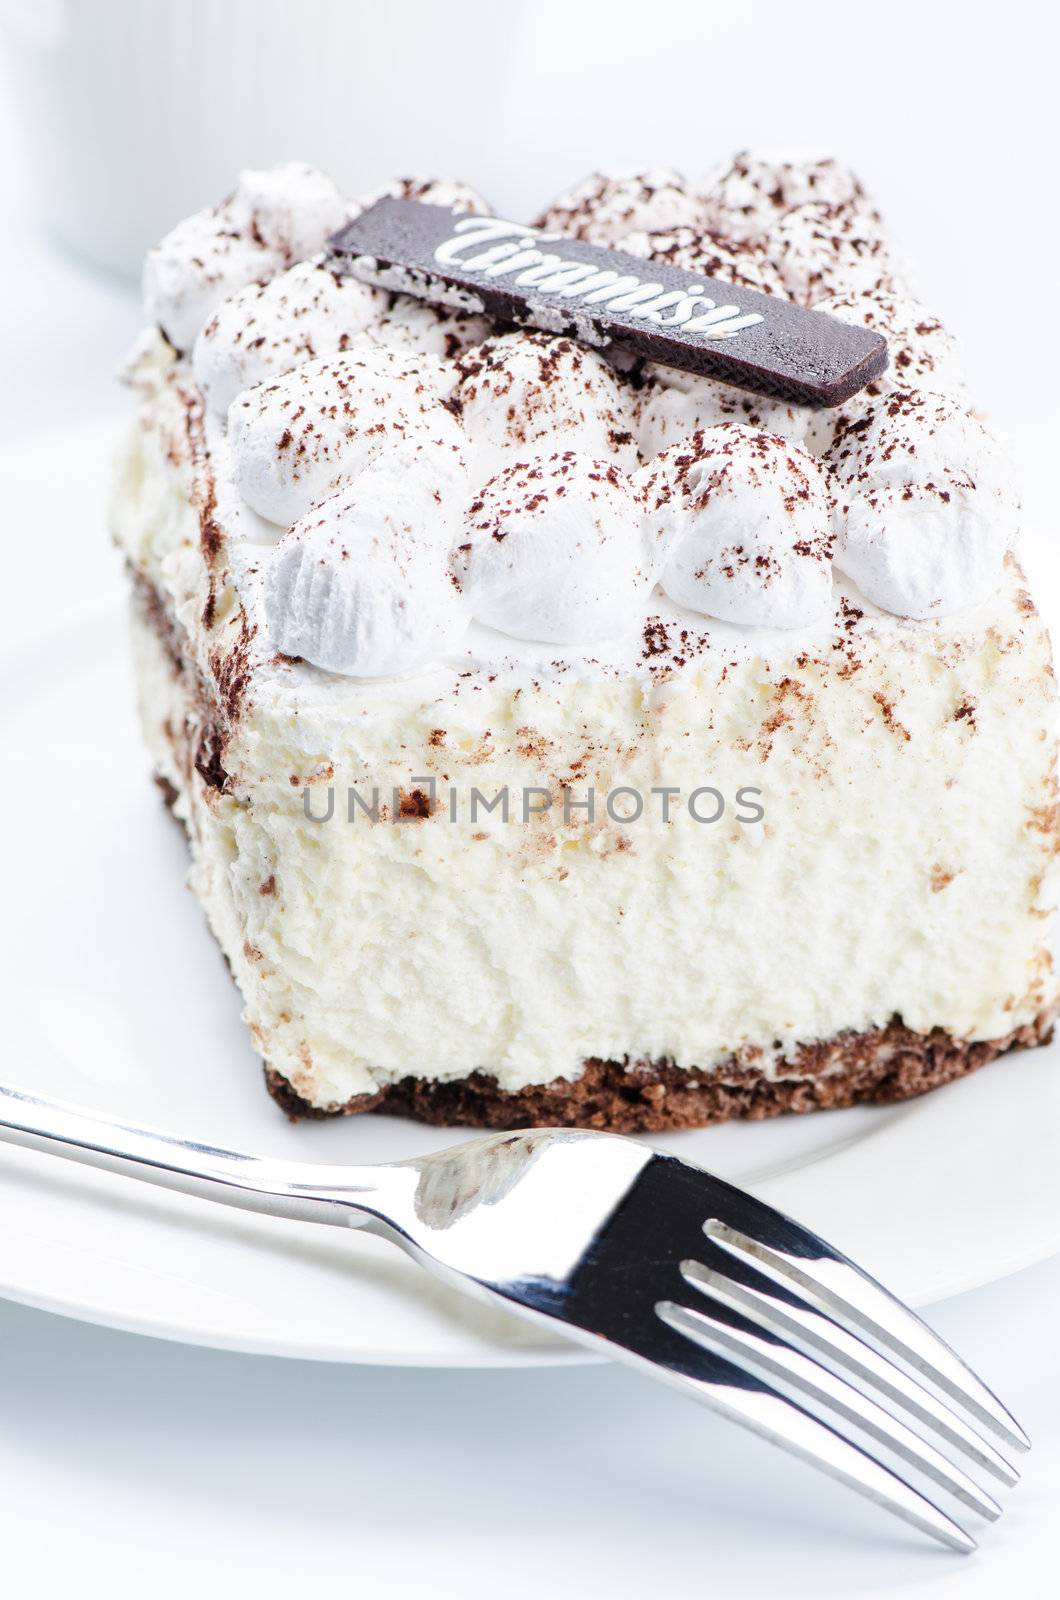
[702,1217,1029,1453]
[681,1259,1019,1487]
[659,1297,1001,1523]
[641,1316,976,1554]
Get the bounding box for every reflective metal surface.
[0,1085,1028,1552]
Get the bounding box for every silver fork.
[0,1084,1027,1553]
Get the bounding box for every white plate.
[1,420,1059,1367]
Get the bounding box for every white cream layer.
[114,371,1060,1107]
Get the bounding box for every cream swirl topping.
[228,346,460,526]
[532,168,707,246]
[194,261,388,416]
[828,390,1019,619]
[133,152,1024,677]
[455,331,640,487]
[265,440,471,678]
[637,427,835,628]
[454,453,652,644]
[143,163,348,353]
[700,151,870,243]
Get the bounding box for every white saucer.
[1,420,1058,1367]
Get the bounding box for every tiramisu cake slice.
[112,154,1060,1131]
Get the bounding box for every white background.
[1,3,1059,1595]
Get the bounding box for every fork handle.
[0,1081,379,1228]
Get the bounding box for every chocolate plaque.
[330,199,888,407]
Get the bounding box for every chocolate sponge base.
[264,1013,1053,1133]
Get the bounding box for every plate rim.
[1,1159,1058,1365]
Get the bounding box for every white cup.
[1,0,522,279]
